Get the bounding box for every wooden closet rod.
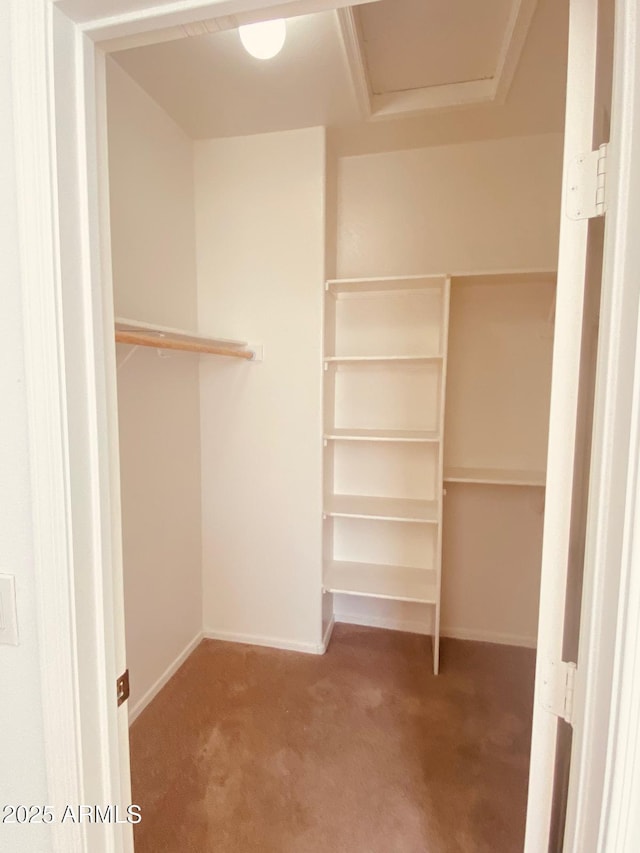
[115,330,255,360]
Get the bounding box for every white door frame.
[9,1,640,851]
[583,2,640,848]
[561,1,640,849]
[524,0,602,842]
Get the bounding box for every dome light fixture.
[239,18,286,60]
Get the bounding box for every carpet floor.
[129,626,536,853]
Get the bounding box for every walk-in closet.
[102,0,612,848]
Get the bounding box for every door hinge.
[541,659,577,725]
[116,669,130,707]
[567,142,608,220]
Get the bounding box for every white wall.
[336,134,562,277]
[195,127,326,651]
[0,7,49,851]
[446,274,555,475]
[107,60,202,714]
[333,133,564,645]
[441,485,544,645]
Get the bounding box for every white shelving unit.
[322,274,450,674]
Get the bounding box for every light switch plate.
[0,574,19,645]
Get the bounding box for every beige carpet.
[129,626,535,852]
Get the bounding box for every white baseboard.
[441,626,537,649]
[126,620,534,726]
[128,631,203,724]
[335,611,431,636]
[335,612,536,649]
[321,615,335,653]
[203,627,326,655]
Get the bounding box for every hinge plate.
[541,659,576,725]
[116,669,130,707]
[566,143,608,220]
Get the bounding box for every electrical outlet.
[0,574,19,645]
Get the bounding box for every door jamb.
[575,1,640,848]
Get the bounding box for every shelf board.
[324,494,439,523]
[444,466,546,487]
[115,317,253,360]
[326,275,447,295]
[326,270,556,295]
[324,561,437,604]
[450,269,557,287]
[324,355,442,365]
[324,428,440,443]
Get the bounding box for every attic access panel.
[350,0,539,117]
[358,0,514,93]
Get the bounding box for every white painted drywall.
[445,274,555,475]
[333,133,563,646]
[195,128,325,650]
[336,134,563,277]
[0,8,49,850]
[106,60,202,712]
[440,485,543,646]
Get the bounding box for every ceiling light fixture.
[239,19,286,60]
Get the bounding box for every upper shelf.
[326,269,556,296]
[114,318,255,360]
[326,274,448,295]
[449,269,557,287]
[324,355,443,366]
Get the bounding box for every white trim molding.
[334,611,536,649]
[74,0,381,53]
[335,611,432,636]
[129,633,204,724]
[321,615,335,652]
[336,7,371,121]
[204,628,328,655]
[587,2,640,848]
[442,627,537,649]
[10,2,85,850]
[599,304,640,851]
[337,0,538,120]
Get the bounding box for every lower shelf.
[324,560,438,604]
[324,494,439,523]
[324,428,440,443]
[444,466,546,487]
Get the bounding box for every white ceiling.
[113,12,359,139]
[111,0,566,141]
[359,0,514,94]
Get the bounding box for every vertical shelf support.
[432,276,451,674]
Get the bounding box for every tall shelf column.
[322,275,450,674]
